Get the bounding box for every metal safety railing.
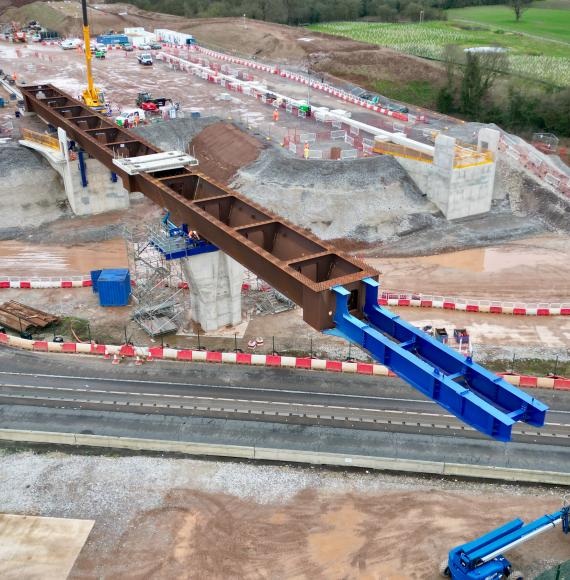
[453,146,493,168]
[373,140,493,168]
[373,141,434,164]
[20,128,60,151]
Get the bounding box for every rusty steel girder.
[20,84,378,330]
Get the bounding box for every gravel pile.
[0,142,69,233]
[133,116,221,152]
[233,148,437,243]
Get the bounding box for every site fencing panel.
[299,133,316,143]
[340,149,358,160]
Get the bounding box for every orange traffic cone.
[135,355,142,366]
[104,349,110,360]
[147,351,153,362]
[112,353,120,365]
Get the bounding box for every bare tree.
[442,44,463,86]
[460,50,509,116]
[509,0,533,22]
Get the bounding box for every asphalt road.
[1,346,570,445]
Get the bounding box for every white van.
[115,109,146,127]
[61,38,82,50]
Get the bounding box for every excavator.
[79,0,106,111]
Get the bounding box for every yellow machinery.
[80,0,105,110]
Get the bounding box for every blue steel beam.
[329,278,548,441]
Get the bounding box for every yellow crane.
[80,0,105,110]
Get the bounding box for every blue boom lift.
[442,505,570,579]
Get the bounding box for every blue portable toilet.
[90,269,131,307]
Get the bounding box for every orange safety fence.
[20,128,60,151]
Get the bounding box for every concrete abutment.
[394,128,500,220]
[19,128,130,216]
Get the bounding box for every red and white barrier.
[0,332,394,377]
[280,68,409,122]
[0,276,92,289]
[2,274,568,318]
[498,372,570,390]
[379,290,570,317]
[1,331,568,390]
[166,44,410,123]
[499,135,570,199]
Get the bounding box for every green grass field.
[310,16,570,86]
[447,5,570,44]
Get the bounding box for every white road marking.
[0,383,452,416]
[0,370,431,404]
[1,383,569,430]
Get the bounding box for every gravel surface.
[0,449,568,578]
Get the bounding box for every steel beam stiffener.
[20,85,548,441]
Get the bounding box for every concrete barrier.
[0,428,568,485]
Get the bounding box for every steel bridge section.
[329,279,547,441]
[21,84,378,331]
[21,84,549,441]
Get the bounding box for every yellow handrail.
[373,142,434,164]
[21,128,60,151]
[373,139,493,169]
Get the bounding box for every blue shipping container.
[96,34,129,45]
[96,269,131,307]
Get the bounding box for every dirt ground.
[1,231,569,356]
[0,238,128,276]
[1,450,568,579]
[1,2,448,105]
[371,234,570,303]
[190,122,265,184]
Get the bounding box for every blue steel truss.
[328,278,548,441]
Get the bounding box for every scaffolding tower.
[126,218,297,337]
[124,221,192,337]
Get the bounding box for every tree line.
[108,0,452,23]
[437,47,570,137]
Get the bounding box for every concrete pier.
[19,128,129,216]
[181,251,244,332]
